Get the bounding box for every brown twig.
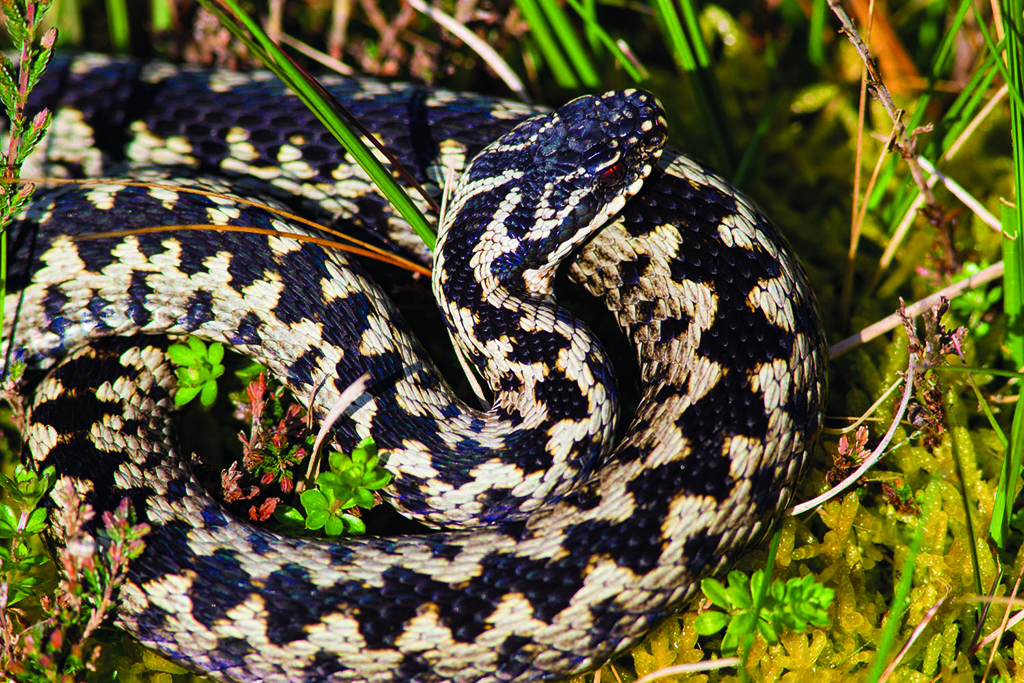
[829,261,1004,358]
[826,0,936,207]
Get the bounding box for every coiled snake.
[4,56,827,682]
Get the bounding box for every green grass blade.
[653,0,692,69]
[991,371,1024,548]
[565,0,647,82]
[536,0,598,88]
[197,0,437,251]
[1003,0,1024,367]
[993,1,1024,539]
[975,14,1024,112]
[865,499,927,682]
[732,92,783,187]
[676,0,710,68]
[151,0,172,32]
[992,1,1024,545]
[105,0,130,51]
[514,0,579,89]
[1004,205,1024,371]
[808,0,826,67]
[651,0,735,173]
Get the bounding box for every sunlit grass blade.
[1001,0,1024,368]
[514,0,579,89]
[974,10,1024,114]
[105,0,130,50]
[535,0,598,88]
[808,0,826,67]
[151,0,172,32]
[196,0,437,250]
[993,0,1024,551]
[991,378,1024,549]
[1003,205,1024,370]
[865,505,926,682]
[565,0,647,82]
[651,0,734,173]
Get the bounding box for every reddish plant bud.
[31,107,49,130]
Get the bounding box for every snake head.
[439,89,668,297]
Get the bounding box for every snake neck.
[427,90,667,502]
[432,229,617,434]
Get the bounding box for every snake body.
[5,56,827,682]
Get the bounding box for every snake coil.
[4,57,827,682]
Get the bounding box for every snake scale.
[3,55,827,682]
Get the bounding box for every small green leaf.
[273,504,306,528]
[177,366,203,385]
[305,509,329,530]
[701,577,730,608]
[341,514,365,535]
[324,514,347,536]
[756,617,779,645]
[694,611,729,635]
[200,380,218,407]
[236,361,266,382]
[725,571,752,609]
[188,336,206,355]
[208,341,225,365]
[23,507,47,535]
[349,488,375,510]
[363,470,391,490]
[0,505,20,535]
[301,489,328,511]
[167,343,199,366]
[175,385,202,406]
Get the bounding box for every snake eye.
[598,162,626,186]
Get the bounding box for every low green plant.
[1,473,150,679]
[0,0,57,362]
[694,569,834,652]
[275,437,390,537]
[949,261,1001,337]
[168,337,226,407]
[0,463,53,607]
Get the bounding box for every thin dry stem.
[789,353,917,516]
[822,374,905,434]
[840,0,875,326]
[878,594,947,683]
[980,564,1023,681]
[829,262,1004,358]
[826,0,936,206]
[408,0,528,101]
[633,658,743,683]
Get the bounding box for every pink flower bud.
[31,108,49,130]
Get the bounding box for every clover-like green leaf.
[700,577,731,610]
[693,610,729,636]
[174,384,202,407]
